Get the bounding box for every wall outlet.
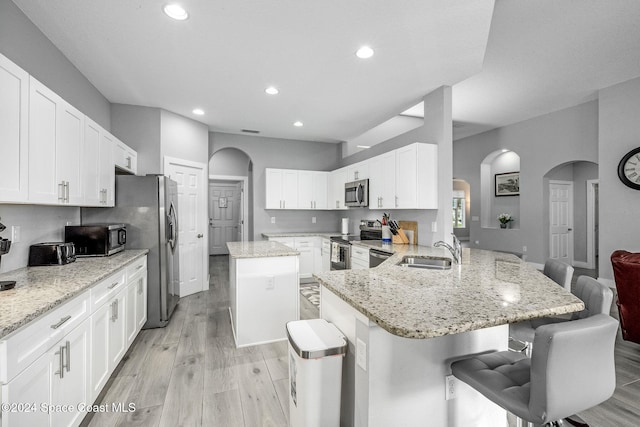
[471,216,479,222]
[431,221,437,232]
[522,245,527,252]
[271,217,276,224]
[475,240,480,245]
[445,375,457,400]
[312,216,316,224]
[11,226,20,243]
[356,338,367,371]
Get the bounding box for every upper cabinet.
[266,168,298,209]
[0,54,29,202]
[298,171,328,210]
[114,139,138,175]
[0,53,133,207]
[329,167,348,210]
[368,151,396,209]
[346,160,369,182]
[394,143,438,209]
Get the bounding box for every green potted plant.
[498,213,514,229]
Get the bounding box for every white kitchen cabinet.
[351,245,369,270]
[0,53,29,202]
[321,238,331,271]
[126,256,148,345]
[395,143,438,209]
[1,296,90,427]
[294,236,320,279]
[83,118,115,206]
[109,288,127,368]
[265,168,299,209]
[89,300,110,401]
[346,160,369,182]
[28,77,84,205]
[329,167,349,210]
[368,151,396,210]
[298,171,329,210]
[114,138,137,175]
[134,269,148,331]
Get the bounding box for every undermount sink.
[398,256,452,270]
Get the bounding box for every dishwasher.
[369,248,392,268]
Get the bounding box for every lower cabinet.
[0,255,148,427]
[351,245,370,270]
[1,319,90,427]
[267,236,323,278]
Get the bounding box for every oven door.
[330,240,351,270]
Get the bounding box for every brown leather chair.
[610,250,640,344]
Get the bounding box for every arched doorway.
[209,148,253,254]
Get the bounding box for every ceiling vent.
[241,129,260,134]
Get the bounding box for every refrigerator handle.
[167,202,178,250]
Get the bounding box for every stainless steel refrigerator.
[82,175,180,328]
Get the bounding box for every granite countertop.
[262,232,339,239]
[313,246,585,339]
[0,250,149,339]
[227,241,300,258]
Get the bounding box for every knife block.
[392,229,410,244]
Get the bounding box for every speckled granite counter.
[227,241,299,258]
[262,232,339,239]
[313,246,584,339]
[0,250,148,339]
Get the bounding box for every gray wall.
[0,0,111,272]
[0,0,110,130]
[210,148,252,176]
[111,104,162,175]
[209,132,342,239]
[453,100,599,263]
[161,109,210,167]
[599,76,640,280]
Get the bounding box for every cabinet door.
[347,161,369,181]
[108,290,127,370]
[99,131,115,206]
[57,100,84,205]
[83,118,102,206]
[134,272,148,331]
[369,152,396,210]
[321,239,331,272]
[114,139,136,174]
[0,53,29,202]
[281,169,298,209]
[28,77,60,204]
[395,144,418,208]
[1,352,51,427]
[312,172,329,209]
[90,302,110,402]
[329,168,348,210]
[265,168,283,209]
[126,279,137,347]
[294,238,314,279]
[51,320,90,427]
[297,170,313,209]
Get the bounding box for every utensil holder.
[391,229,409,244]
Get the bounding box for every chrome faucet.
[434,234,461,264]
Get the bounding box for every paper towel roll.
[341,218,349,235]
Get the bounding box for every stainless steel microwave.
[345,179,369,207]
[65,224,126,256]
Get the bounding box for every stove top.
[330,234,361,243]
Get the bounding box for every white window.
[453,190,466,228]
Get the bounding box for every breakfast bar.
[313,246,584,427]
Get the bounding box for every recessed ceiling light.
[265,86,279,95]
[356,46,374,59]
[293,121,303,127]
[357,145,371,149]
[192,108,204,115]
[163,4,188,20]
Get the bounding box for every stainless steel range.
[330,220,382,270]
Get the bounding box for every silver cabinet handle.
[51,315,71,329]
[108,281,119,289]
[136,264,144,270]
[111,300,117,322]
[126,156,132,169]
[58,182,64,202]
[55,345,64,378]
[138,277,143,295]
[395,196,398,208]
[64,340,70,373]
[197,234,203,238]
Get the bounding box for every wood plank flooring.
[84,257,640,426]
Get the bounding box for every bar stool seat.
[452,314,618,426]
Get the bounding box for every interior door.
[549,181,573,265]
[209,182,241,255]
[164,157,207,297]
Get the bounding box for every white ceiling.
[12,0,640,145]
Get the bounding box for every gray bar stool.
[452,314,618,426]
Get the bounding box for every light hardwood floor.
[84,257,640,426]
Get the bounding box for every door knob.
[197,234,204,238]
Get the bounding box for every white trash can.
[287,319,347,427]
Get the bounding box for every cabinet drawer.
[0,291,89,384]
[351,246,369,260]
[126,256,147,281]
[90,270,126,312]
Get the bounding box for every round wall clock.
[618,147,640,190]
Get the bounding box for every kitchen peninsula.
[313,245,585,427]
[227,241,300,347]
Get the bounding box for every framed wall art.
[495,172,520,196]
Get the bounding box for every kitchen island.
[313,246,584,427]
[227,241,300,347]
